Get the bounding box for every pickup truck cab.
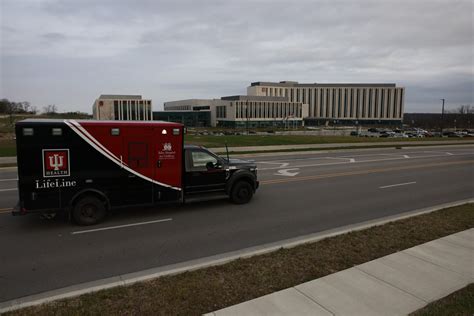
[184,145,258,204]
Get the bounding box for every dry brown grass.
[411,284,474,316]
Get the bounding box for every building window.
[368,89,372,118]
[114,103,119,120]
[387,90,392,118]
[123,106,128,120]
[216,106,226,118]
[381,90,385,118]
[338,89,342,118]
[393,89,398,118]
[375,89,379,118]
[363,89,368,118]
[399,89,404,118]
[349,89,354,117]
[343,89,347,118]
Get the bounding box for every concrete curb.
[211,140,474,153]
[0,199,473,313]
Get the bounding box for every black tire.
[72,196,107,226]
[230,181,254,204]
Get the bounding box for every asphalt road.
[0,145,473,302]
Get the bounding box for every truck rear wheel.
[230,181,254,204]
[72,196,107,226]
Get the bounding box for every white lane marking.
[0,178,18,182]
[422,151,455,155]
[380,182,417,189]
[275,168,300,177]
[324,157,356,163]
[257,152,474,171]
[259,161,290,169]
[403,155,410,158]
[0,188,17,192]
[71,218,173,235]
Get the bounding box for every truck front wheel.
[72,196,107,226]
[230,181,254,204]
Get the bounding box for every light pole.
[440,98,445,135]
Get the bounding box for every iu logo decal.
[42,149,70,177]
[163,143,172,151]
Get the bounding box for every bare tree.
[43,104,58,114]
[450,105,472,114]
[6,101,19,125]
[21,101,31,113]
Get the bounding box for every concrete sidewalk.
[207,229,473,316]
[0,157,16,164]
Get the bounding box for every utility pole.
[440,98,445,135]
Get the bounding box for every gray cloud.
[1,0,472,113]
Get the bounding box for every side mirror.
[206,161,216,170]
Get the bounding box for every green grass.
[0,140,16,157]
[7,204,474,316]
[411,284,474,316]
[0,134,472,158]
[185,134,472,148]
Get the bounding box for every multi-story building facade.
[248,81,404,125]
[218,96,306,128]
[162,96,306,128]
[92,95,152,121]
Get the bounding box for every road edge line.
[1,198,473,313]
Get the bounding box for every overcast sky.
[1,0,472,113]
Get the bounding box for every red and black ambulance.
[14,119,259,225]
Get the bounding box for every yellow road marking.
[0,208,13,214]
[261,160,473,185]
[0,160,470,215]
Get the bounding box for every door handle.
[157,160,162,168]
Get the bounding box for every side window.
[128,142,148,168]
[191,150,217,169]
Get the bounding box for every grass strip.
[0,163,17,169]
[410,284,474,316]
[185,134,472,148]
[6,203,473,316]
[0,140,16,157]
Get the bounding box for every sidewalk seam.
[438,236,474,250]
[293,287,335,316]
[401,250,467,278]
[354,266,428,303]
